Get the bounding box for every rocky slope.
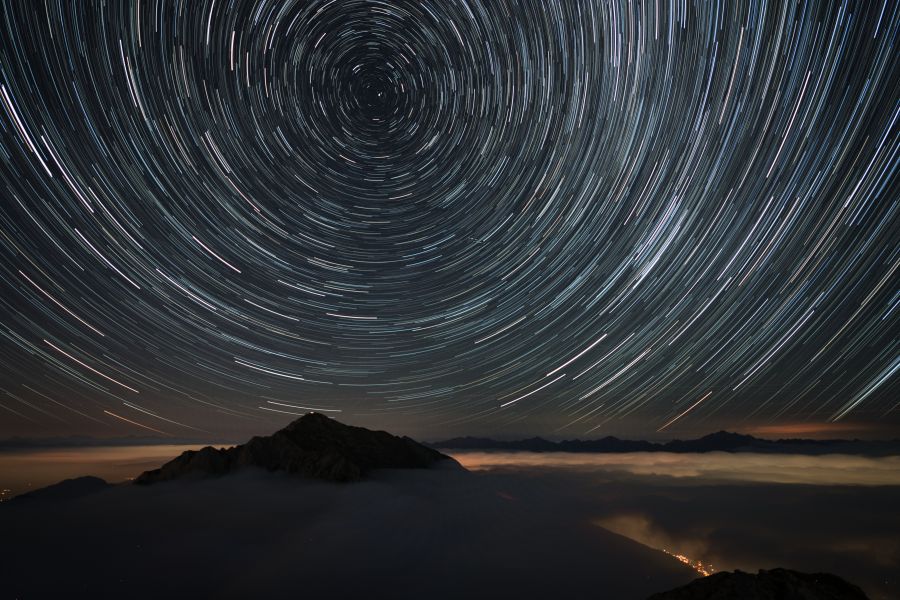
[647,568,869,599]
[135,412,457,484]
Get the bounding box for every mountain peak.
[135,413,458,484]
[285,411,331,425]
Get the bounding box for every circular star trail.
[0,0,897,438]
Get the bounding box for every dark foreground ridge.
[432,430,900,456]
[647,568,869,600]
[136,412,457,484]
[11,476,111,503]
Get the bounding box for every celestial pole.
[0,0,897,437]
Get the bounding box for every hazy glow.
[451,451,900,486]
[0,445,206,496]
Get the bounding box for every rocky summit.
[647,568,869,600]
[135,413,458,484]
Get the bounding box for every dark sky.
[0,0,897,441]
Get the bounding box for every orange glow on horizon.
[743,422,883,438]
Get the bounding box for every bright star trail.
[0,0,897,438]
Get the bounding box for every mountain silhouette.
[10,476,111,503]
[647,568,869,599]
[136,413,458,484]
[432,431,900,456]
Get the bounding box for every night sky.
[0,0,897,441]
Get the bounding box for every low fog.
[1,465,695,599]
[454,453,900,600]
[2,451,898,599]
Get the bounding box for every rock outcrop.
[135,412,458,484]
[647,568,869,600]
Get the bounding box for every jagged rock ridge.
[647,568,869,600]
[135,413,457,484]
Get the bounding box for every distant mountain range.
[136,412,458,484]
[430,430,900,456]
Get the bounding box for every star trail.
[0,0,897,439]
